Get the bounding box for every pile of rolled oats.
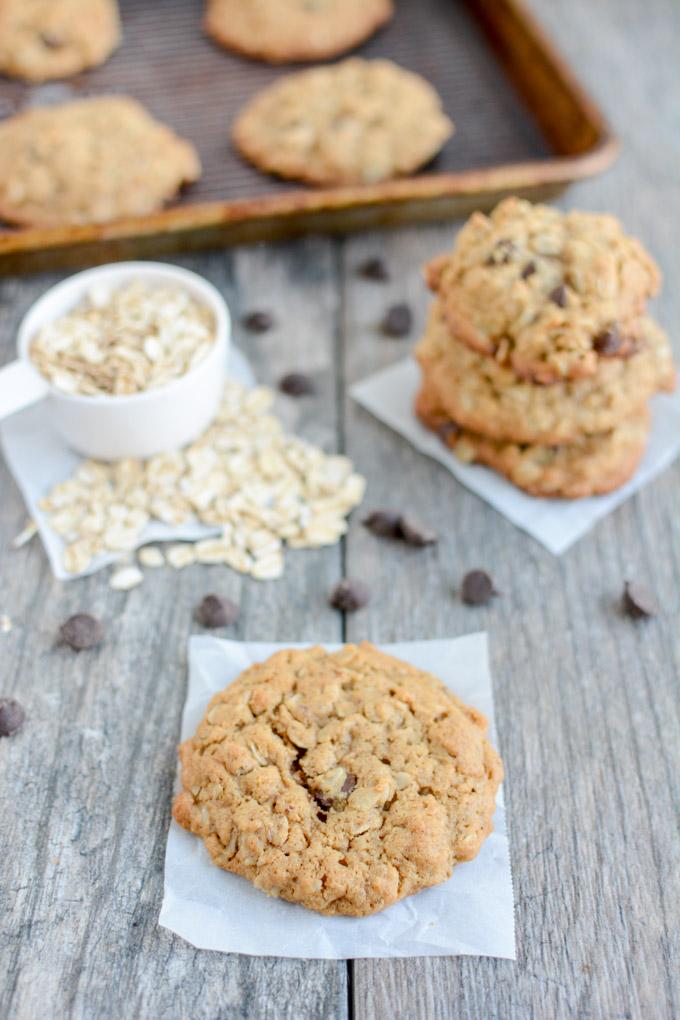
[39,380,366,582]
[30,280,215,396]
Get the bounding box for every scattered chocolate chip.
[357,257,389,282]
[242,311,273,333]
[60,613,104,651]
[329,579,370,613]
[521,260,537,279]
[461,570,497,606]
[485,238,516,265]
[195,594,239,629]
[437,421,461,445]
[279,372,315,397]
[549,284,568,308]
[623,580,659,619]
[593,325,622,356]
[381,303,413,338]
[341,773,357,795]
[0,698,25,738]
[397,515,437,547]
[363,510,402,539]
[40,31,64,49]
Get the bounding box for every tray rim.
[0,0,619,272]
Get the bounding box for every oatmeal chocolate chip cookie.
[232,58,454,187]
[205,0,393,64]
[173,643,502,916]
[0,97,201,227]
[416,305,675,446]
[0,0,120,82]
[426,198,661,384]
[417,385,650,499]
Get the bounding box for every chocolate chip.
[521,260,537,279]
[40,31,64,49]
[623,580,659,619]
[485,238,516,265]
[341,773,357,795]
[317,811,328,823]
[60,613,104,651]
[195,594,239,629]
[363,510,402,539]
[0,698,25,738]
[315,795,333,812]
[593,325,622,356]
[279,372,315,397]
[397,515,437,547]
[381,303,413,338]
[357,257,389,282]
[461,570,497,606]
[437,421,460,445]
[329,579,370,613]
[549,284,568,308]
[242,311,273,333]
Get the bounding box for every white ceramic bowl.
[0,261,230,461]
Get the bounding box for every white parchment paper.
[351,358,680,556]
[0,348,254,580]
[159,634,515,960]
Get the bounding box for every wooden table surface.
[1,1,679,1017]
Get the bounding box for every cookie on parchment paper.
[173,642,503,917]
[205,0,393,64]
[0,97,201,227]
[232,58,453,187]
[0,0,121,83]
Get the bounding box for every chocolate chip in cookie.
[60,613,104,651]
[461,570,497,606]
[0,698,25,738]
[329,579,370,612]
[594,325,623,356]
[549,284,568,308]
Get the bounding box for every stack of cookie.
[415,198,677,498]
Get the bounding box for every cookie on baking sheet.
[173,642,503,917]
[205,0,393,64]
[426,197,661,385]
[0,0,121,82]
[416,306,676,446]
[416,384,650,499]
[232,58,454,187]
[0,97,201,227]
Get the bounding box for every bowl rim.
[17,261,230,408]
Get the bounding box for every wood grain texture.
[1,0,679,1017]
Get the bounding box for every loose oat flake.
[30,279,215,397]
[40,380,366,579]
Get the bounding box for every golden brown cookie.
[427,198,661,385]
[0,0,120,82]
[0,97,201,227]
[416,385,650,499]
[416,304,675,445]
[232,58,453,187]
[173,643,503,917]
[205,0,393,64]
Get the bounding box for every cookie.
[205,0,393,64]
[427,198,661,384]
[173,643,503,917]
[416,305,675,446]
[417,386,650,499]
[232,58,453,187]
[0,0,120,82]
[0,97,201,227]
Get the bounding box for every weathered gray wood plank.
[343,0,680,1016]
[0,239,348,1020]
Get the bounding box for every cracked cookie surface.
[173,643,503,916]
[416,384,650,499]
[0,0,120,82]
[416,305,675,445]
[0,97,201,227]
[205,0,393,64]
[427,198,661,384]
[232,58,453,186]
